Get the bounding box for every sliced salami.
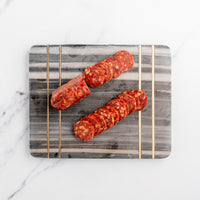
[115,50,134,72]
[118,93,136,114]
[131,89,148,111]
[95,61,113,83]
[82,113,101,136]
[74,120,94,141]
[96,107,115,129]
[93,113,107,134]
[84,66,105,87]
[51,75,91,111]
[103,105,119,125]
[104,56,123,78]
[107,98,129,121]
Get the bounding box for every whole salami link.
[74,89,148,141]
[51,75,91,111]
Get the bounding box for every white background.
[0,0,200,199]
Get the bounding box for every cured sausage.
[93,113,107,134]
[74,90,148,141]
[96,107,115,129]
[51,75,91,111]
[103,105,119,125]
[107,98,129,121]
[95,61,113,83]
[115,50,134,72]
[84,66,105,87]
[123,90,148,111]
[131,89,148,111]
[104,56,123,78]
[82,113,101,136]
[83,50,134,88]
[118,93,136,114]
[74,120,94,141]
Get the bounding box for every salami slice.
[118,93,136,114]
[96,108,115,129]
[103,105,119,125]
[51,75,91,111]
[82,113,101,136]
[74,120,94,141]
[131,89,148,111]
[107,98,129,121]
[104,56,123,78]
[93,113,107,134]
[115,50,134,72]
[95,61,113,83]
[84,66,105,87]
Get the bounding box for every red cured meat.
[131,89,148,111]
[95,61,113,83]
[51,75,91,111]
[74,120,94,141]
[118,93,136,114]
[93,113,107,134]
[107,98,129,121]
[104,56,123,78]
[82,113,101,136]
[84,66,105,87]
[96,107,115,129]
[103,105,119,125]
[115,50,134,72]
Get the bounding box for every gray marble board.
[29,45,171,159]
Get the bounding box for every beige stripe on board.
[138,45,142,159]
[30,148,170,156]
[29,72,171,82]
[31,148,138,154]
[46,45,50,158]
[59,45,62,158]
[152,45,155,159]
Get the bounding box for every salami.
[107,98,129,121]
[93,113,107,134]
[104,56,123,78]
[82,113,101,136]
[131,89,148,111]
[103,105,119,125]
[95,61,113,83]
[74,120,94,141]
[115,50,134,72]
[74,90,148,141]
[84,66,105,87]
[118,93,136,114]
[51,75,91,111]
[96,107,115,129]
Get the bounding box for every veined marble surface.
[0,0,200,199]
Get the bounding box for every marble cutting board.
[29,45,171,159]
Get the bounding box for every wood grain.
[29,45,171,159]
